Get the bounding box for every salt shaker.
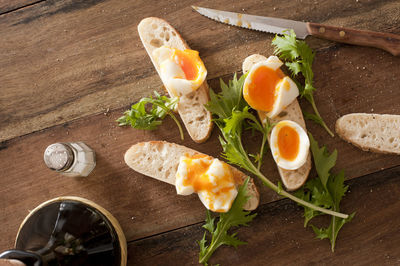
[43,142,96,177]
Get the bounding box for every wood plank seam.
[126,164,400,244]
[0,0,45,16]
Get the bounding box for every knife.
[192,6,400,56]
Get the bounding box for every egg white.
[270,120,310,170]
[198,159,237,212]
[175,156,237,212]
[175,155,212,195]
[198,187,237,213]
[175,162,194,196]
[152,46,207,97]
[268,77,299,118]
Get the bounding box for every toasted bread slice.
[336,113,400,154]
[242,54,311,191]
[137,17,213,143]
[124,141,259,211]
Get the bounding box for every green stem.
[233,134,347,218]
[153,102,184,140]
[168,111,185,140]
[331,214,336,252]
[245,115,269,170]
[249,165,348,219]
[308,94,334,137]
[330,204,339,252]
[199,222,227,264]
[199,243,214,264]
[257,132,268,170]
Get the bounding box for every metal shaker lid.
[44,143,74,171]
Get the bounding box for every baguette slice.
[242,54,311,191]
[124,141,259,211]
[137,17,213,143]
[336,113,400,154]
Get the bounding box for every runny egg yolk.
[277,125,300,161]
[153,46,207,97]
[182,155,214,192]
[270,120,309,170]
[173,49,199,81]
[176,154,237,213]
[244,65,285,112]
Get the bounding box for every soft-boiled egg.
[270,120,310,170]
[175,154,237,212]
[243,56,299,118]
[152,46,207,97]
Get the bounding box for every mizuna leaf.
[297,133,355,251]
[272,30,334,136]
[117,91,184,139]
[309,133,337,188]
[198,178,256,265]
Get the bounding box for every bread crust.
[242,54,311,191]
[137,17,213,143]
[124,141,259,211]
[336,113,400,154]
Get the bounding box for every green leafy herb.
[206,74,349,220]
[207,73,247,123]
[272,30,334,137]
[116,91,184,140]
[295,133,355,251]
[206,74,269,170]
[202,71,352,261]
[198,177,257,265]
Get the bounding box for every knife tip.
[191,5,199,10]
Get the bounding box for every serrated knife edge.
[192,5,309,39]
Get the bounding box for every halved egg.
[243,56,299,118]
[152,46,207,97]
[175,154,238,212]
[270,120,310,170]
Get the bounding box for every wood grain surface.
[0,0,40,15]
[129,166,400,265]
[0,0,399,142]
[1,0,400,265]
[1,57,400,254]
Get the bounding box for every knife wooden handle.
[306,22,400,56]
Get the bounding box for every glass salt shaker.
[44,142,96,177]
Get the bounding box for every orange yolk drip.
[173,50,198,80]
[181,155,235,213]
[277,125,300,161]
[244,66,284,112]
[181,155,212,191]
[182,155,234,192]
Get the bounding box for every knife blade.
[192,6,400,56]
[192,6,309,39]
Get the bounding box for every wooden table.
[1,0,400,265]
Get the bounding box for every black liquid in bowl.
[15,199,122,266]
